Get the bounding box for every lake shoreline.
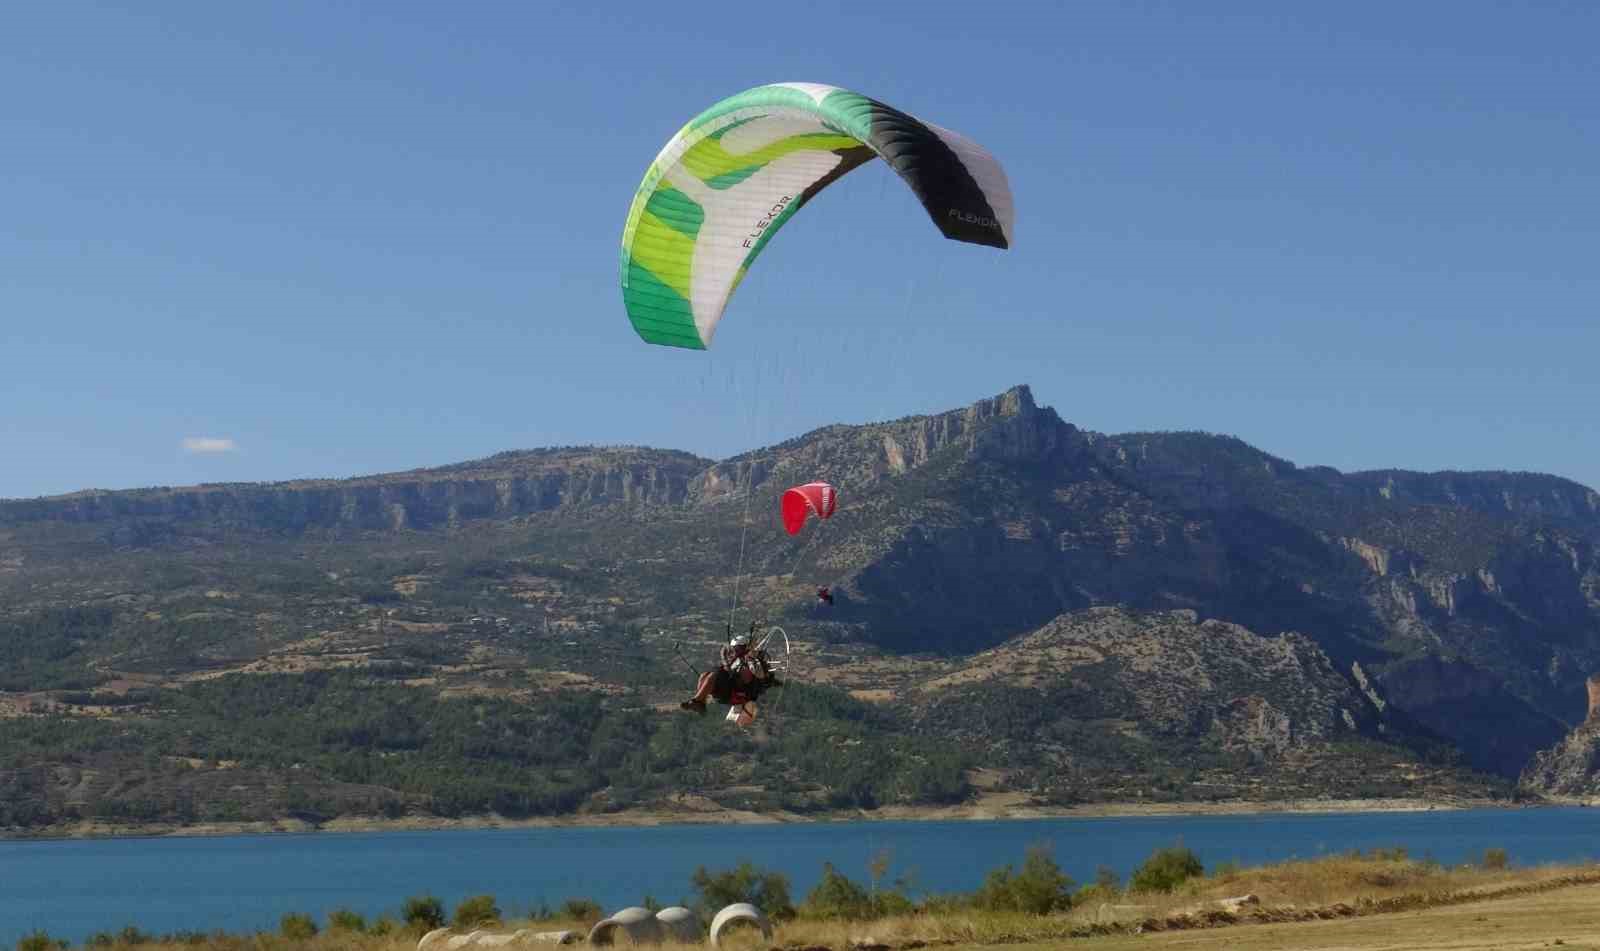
[2,792,1570,842]
[8,805,1600,945]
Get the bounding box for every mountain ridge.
[4,384,1599,823]
[13,384,1590,518]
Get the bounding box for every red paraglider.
[781,482,837,535]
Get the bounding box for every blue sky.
[5,1,1596,499]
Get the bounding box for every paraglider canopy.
[620,82,1014,350]
[781,482,836,535]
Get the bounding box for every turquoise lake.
[5,807,1600,943]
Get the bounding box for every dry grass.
[1062,883,1600,951]
[35,857,1600,951]
[1133,851,1579,913]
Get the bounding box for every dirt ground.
[1037,882,1600,951]
[411,886,1600,951]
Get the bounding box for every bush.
[971,846,1075,914]
[368,917,397,936]
[1130,846,1204,893]
[972,871,1017,912]
[1076,864,1123,906]
[279,913,318,939]
[800,862,916,922]
[16,932,66,951]
[1482,848,1509,870]
[802,863,872,920]
[403,894,447,930]
[560,898,603,922]
[1072,883,1119,906]
[328,907,368,932]
[918,894,967,915]
[453,894,502,929]
[871,891,915,917]
[691,862,795,920]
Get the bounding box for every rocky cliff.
[1520,673,1600,797]
[670,385,1599,777]
[918,607,1377,752]
[886,608,1490,803]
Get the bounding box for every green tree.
[453,894,502,929]
[801,863,872,920]
[971,846,1074,914]
[16,932,65,951]
[327,907,368,932]
[691,861,795,920]
[279,912,318,939]
[559,898,603,922]
[1130,845,1204,893]
[403,894,447,930]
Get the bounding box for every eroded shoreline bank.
[4,793,1573,842]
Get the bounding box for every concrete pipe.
[587,906,665,945]
[652,906,702,942]
[519,929,580,944]
[708,903,773,950]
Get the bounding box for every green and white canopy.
[620,83,1014,350]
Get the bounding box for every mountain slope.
[672,387,1595,777]
[2,384,1596,812]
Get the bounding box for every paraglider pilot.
[680,631,779,714]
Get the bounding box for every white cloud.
[181,437,239,454]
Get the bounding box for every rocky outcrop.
[921,608,1378,755]
[1520,675,1600,797]
[1349,470,1600,524]
[903,608,1495,801]
[690,384,1079,502]
[1526,727,1600,797]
